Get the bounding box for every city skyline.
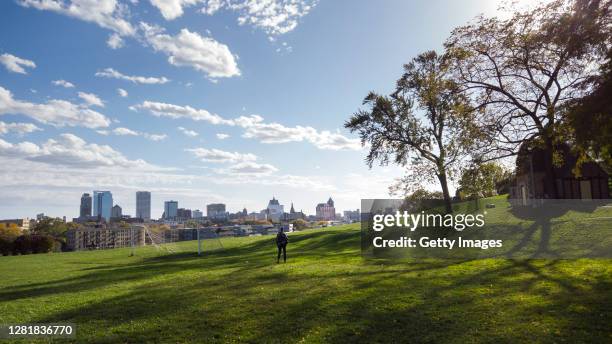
[0,0,511,219]
[72,189,346,220]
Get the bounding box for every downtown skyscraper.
[93,191,113,222]
[136,191,151,220]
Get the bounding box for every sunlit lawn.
[0,214,611,343]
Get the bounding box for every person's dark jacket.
[276,232,288,246]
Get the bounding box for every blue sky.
[0,0,507,219]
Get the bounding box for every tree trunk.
[437,170,453,214]
[542,137,559,199]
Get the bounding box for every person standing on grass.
[276,228,289,263]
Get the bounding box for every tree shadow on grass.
[3,228,610,343]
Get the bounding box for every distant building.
[207,203,227,221]
[136,191,151,220]
[285,202,305,221]
[80,193,92,217]
[511,142,611,206]
[164,201,178,220]
[66,226,145,251]
[192,209,203,219]
[316,197,336,220]
[177,208,192,220]
[93,191,113,222]
[266,197,284,222]
[0,218,30,231]
[36,213,45,221]
[111,205,122,219]
[343,209,361,222]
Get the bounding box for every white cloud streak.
[77,91,105,107]
[106,33,125,49]
[112,127,167,141]
[18,0,136,36]
[131,101,233,125]
[140,22,240,78]
[0,133,157,169]
[52,79,75,88]
[0,53,36,74]
[95,68,170,84]
[0,85,111,128]
[185,147,257,163]
[178,126,199,137]
[0,121,42,136]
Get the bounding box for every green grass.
[1,202,611,343]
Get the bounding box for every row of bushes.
[0,234,56,256]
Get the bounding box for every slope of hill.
[1,216,611,342]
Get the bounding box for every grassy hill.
[1,203,611,343]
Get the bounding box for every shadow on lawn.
[506,201,606,259]
[3,228,611,343]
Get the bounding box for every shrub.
[31,235,55,254]
[0,238,12,256]
[12,235,33,255]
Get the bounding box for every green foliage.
[565,49,612,170]
[31,218,67,240]
[458,163,511,199]
[347,51,477,213]
[292,218,309,230]
[0,238,12,256]
[7,234,56,255]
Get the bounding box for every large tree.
[345,51,476,213]
[445,0,611,198]
[565,48,612,169]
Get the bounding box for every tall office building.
[207,203,227,221]
[93,191,113,222]
[316,197,336,220]
[136,191,151,220]
[266,197,284,222]
[80,193,92,217]
[164,200,178,220]
[111,205,122,219]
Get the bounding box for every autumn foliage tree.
[445,0,611,198]
[346,51,477,213]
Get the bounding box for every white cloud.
[178,126,199,137]
[0,53,36,74]
[52,79,75,88]
[150,0,201,20]
[132,100,233,125]
[134,100,361,150]
[0,121,42,136]
[234,115,362,150]
[78,91,105,107]
[201,0,223,15]
[112,127,139,136]
[0,133,156,169]
[18,0,136,36]
[117,88,128,97]
[0,85,111,128]
[106,33,125,49]
[112,127,167,141]
[140,23,240,78]
[225,161,278,175]
[186,147,257,163]
[202,0,318,36]
[95,67,170,84]
[216,133,229,139]
[145,133,168,141]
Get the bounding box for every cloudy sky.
[0,0,508,219]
